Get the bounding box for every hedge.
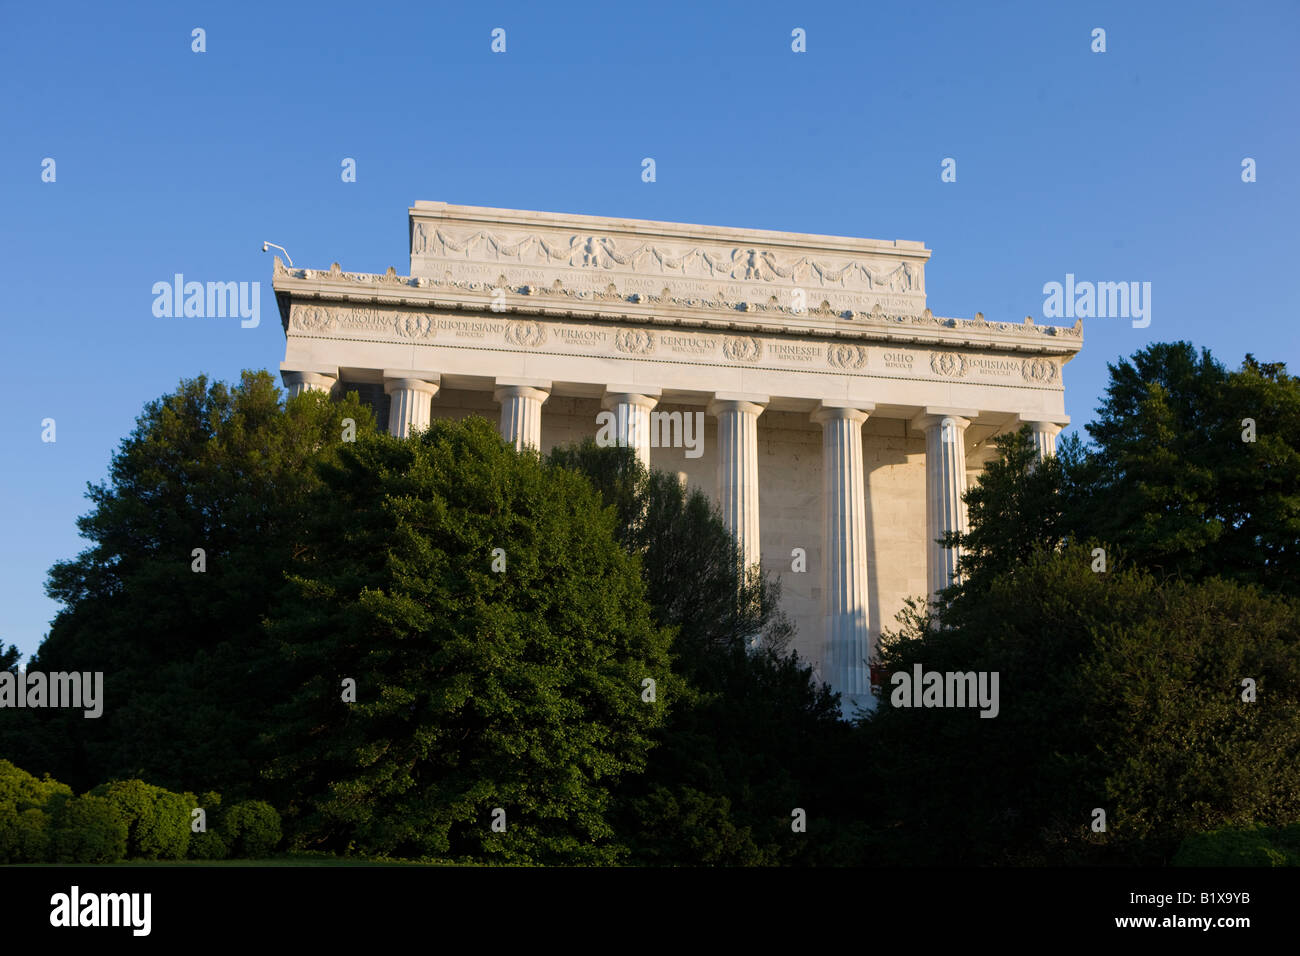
[0,761,282,862]
[49,794,128,863]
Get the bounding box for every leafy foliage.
[549,440,854,865]
[1068,343,1300,595]
[49,794,128,863]
[940,425,1071,597]
[872,545,1300,864]
[263,419,674,864]
[5,372,377,794]
[0,759,71,863]
[91,778,192,860]
[223,800,282,858]
[1173,822,1300,867]
[9,343,1295,867]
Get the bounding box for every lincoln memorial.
[272,202,1082,715]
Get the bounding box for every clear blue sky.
[2,0,1296,662]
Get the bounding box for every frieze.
[412,224,925,295]
[286,301,1065,389]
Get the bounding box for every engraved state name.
[438,318,506,337]
[768,343,821,362]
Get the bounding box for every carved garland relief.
[412,224,923,293]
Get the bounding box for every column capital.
[493,379,552,404]
[280,364,339,392]
[707,392,769,418]
[811,401,874,426]
[601,387,661,412]
[912,407,979,433]
[1019,418,1066,463]
[385,374,440,438]
[1018,417,1068,436]
[383,371,441,396]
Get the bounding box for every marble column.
[280,366,338,398]
[495,379,551,451]
[383,371,441,438]
[915,409,976,600]
[707,393,767,572]
[812,401,874,718]
[602,387,662,469]
[1026,421,1063,462]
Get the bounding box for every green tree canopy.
[871,548,1300,865]
[8,371,377,793]
[548,440,853,865]
[1069,343,1300,595]
[875,343,1300,864]
[262,419,675,864]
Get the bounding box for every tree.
[262,418,674,864]
[875,344,1300,864]
[548,440,854,865]
[6,372,376,793]
[940,425,1071,597]
[548,439,794,671]
[870,547,1300,865]
[1069,343,1300,595]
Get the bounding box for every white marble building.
[273,202,1081,715]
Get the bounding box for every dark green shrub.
[187,791,227,859]
[623,786,767,866]
[50,794,127,863]
[188,829,228,860]
[224,800,281,858]
[0,807,51,863]
[92,779,191,860]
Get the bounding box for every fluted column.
[1026,421,1062,462]
[495,380,551,451]
[383,371,441,438]
[915,410,975,600]
[280,366,338,398]
[602,387,662,469]
[812,402,874,718]
[707,393,767,572]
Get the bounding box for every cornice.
[271,258,1083,358]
